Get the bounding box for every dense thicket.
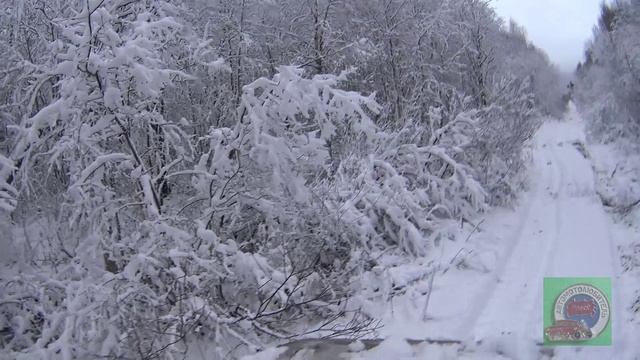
[0,0,562,358]
[575,0,640,146]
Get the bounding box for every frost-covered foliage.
[0,0,562,358]
[0,154,16,212]
[575,0,640,149]
[470,76,539,205]
[331,103,487,257]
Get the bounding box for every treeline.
[575,0,640,146]
[0,0,562,358]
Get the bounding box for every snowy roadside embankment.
[585,142,640,353]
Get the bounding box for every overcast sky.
[491,0,605,72]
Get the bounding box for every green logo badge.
[543,278,612,346]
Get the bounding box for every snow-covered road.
[468,110,630,358]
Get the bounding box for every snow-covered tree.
[0,0,566,358]
[575,0,640,147]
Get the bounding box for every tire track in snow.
[548,124,630,358]
[520,135,566,358]
[466,125,564,358]
[453,154,549,339]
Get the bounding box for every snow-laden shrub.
[2,55,494,357]
[2,62,384,358]
[328,111,486,256]
[469,76,539,205]
[0,154,16,212]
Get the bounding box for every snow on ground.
[586,135,640,359]
[244,106,639,359]
[465,106,630,359]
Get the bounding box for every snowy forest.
[1,0,638,359]
[576,1,640,150]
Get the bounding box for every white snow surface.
[462,106,630,359]
[245,106,639,359]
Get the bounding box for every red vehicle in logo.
[545,320,592,341]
